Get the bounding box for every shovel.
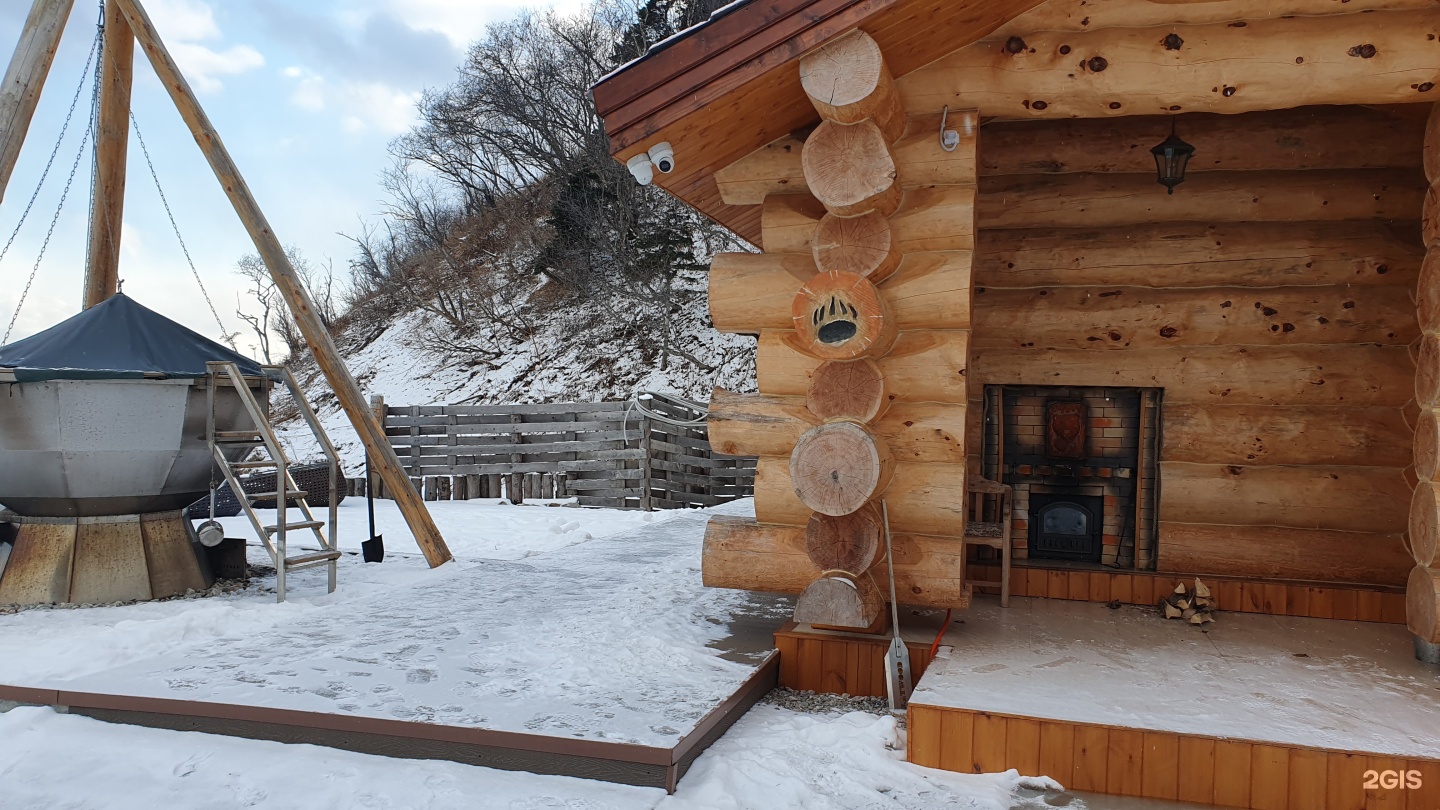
[881,500,911,712]
[362,454,385,563]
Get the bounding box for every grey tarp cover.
[0,293,266,381]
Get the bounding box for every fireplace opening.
[1028,493,1104,563]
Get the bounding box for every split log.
[716,111,976,205]
[899,10,1440,120]
[814,211,901,281]
[1419,251,1440,334]
[801,120,900,218]
[798,29,905,143]
[808,359,888,422]
[1162,404,1411,468]
[1410,481,1440,566]
[761,186,976,254]
[1418,334,1440,406]
[759,330,970,404]
[791,271,896,360]
[702,515,968,607]
[1407,565,1440,643]
[980,107,1424,177]
[806,504,883,573]
[1417,408,1440,482]
[1157,462,1409,534]
[1157,522,1410,587]
[757,457,968,536]
[976,171,1427,231]
[0,522,75,606]
[707,389,965,464]
[789,420,894,516]
[996,0,1440,37]
[970,344,1414,407]
[974,221,1423,289]
[1426,103,1440,184]
[970,284,1417,350]
[794,573,885,629]
[711,251,972,335]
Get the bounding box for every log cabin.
[596,0,1440,708]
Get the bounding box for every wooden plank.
[70,518,151,604]
[1406,758,1440,810]
[1250,744,1290,810]
[0,522,75,606]
[796,637,823,693]
[1285,585,1311,618]
[1005,717,1041,776]
[1327,751,1369,810]
[938,709,976,774]
[1141,732,1179,800]
[972,713,1008,774]
[1109,574,1133,605]
[1072,724,1109,792]
[1046,569,1069,600]
[1024,567,1049,598]
[1333,588,1360,621]
[1037,722,1074,784]
[1214,741,1254,809]
[1308,587,1336,619]
[1177,736,1216,806]
[1087,572,1110,602]
[1106,729,1144,797]
[1288,748,1328,810]
[908,706,942,768]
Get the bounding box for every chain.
[2,20,105,344]
[129,110,237,350]
[0,23,101,286]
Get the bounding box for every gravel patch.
[761,687,893,717]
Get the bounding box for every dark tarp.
[0,293,267,382]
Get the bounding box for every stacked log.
[703,29,976,628]
[1411,103,1440,645]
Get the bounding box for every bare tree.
[234,245,334,364]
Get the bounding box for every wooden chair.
[963,478,1012,607]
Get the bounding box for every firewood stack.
[1408,102,1440,648]
[1159,578,1217,626]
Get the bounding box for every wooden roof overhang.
[593,0,1044,245]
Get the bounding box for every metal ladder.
[205,361,343,602]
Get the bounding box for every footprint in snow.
[172,753,211,778]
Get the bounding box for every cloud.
[144,0,265,93]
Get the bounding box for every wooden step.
[231,460,279,470]
[244,490,308,502]
[264,521,325,534]
[284,550,343,569]
[213,430,265,442]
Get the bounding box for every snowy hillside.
[272,268,757,471]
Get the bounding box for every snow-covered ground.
[0,497,1067,809]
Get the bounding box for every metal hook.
[940,106,961,152]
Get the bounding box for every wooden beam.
[993,0,1440,38]
[974,221,1423,289]
[84,0,134,309]
[1161,404,1412,468]
[761,185,976,254]
[0,0,75,206]
[758,329,971,404]
[899,9,1440,120]
[112,0,452,568]
[755,456,968,536]
[1157,462,1409,534]
[1157,523,1409,589]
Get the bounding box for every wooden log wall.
[964,106,1422,589]
[703,30,978,621]
[1410,104,1440,644]
[380,400,754,511]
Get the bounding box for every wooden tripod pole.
[83,0,133,309]
[111,0,453,568]
[0,0,75,207]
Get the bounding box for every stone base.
[0,511,211,607]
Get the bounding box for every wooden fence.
[357,397,756,510]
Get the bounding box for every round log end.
[789,420,893,516]
[1421,251,1440,335]
[1425,182,1440,250]
[791,271,896,360]
[805,504,883,574]
[1417,408,1440,483]
[1418,334,1440,407]
[1410,481,1439,567]
[801,120,900,218]
[1427,104,1440,185]
[799,30,887,115]
[813,211,901,281]
[793,572,884,629]
[807,359,889,422]
[1406,565,1440,644]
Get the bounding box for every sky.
[0,0,587,356]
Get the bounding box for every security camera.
[647,142,675,174]
[627,153,653,186]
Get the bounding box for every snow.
[912,596,1440,760]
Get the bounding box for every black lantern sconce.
[1151,118,1195,195]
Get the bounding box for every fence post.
[369,394,386,499]
[640,413,654,512]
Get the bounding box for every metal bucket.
[0,377,265,517]
[1416,635,1440,665]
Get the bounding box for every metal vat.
[0,376,266,517]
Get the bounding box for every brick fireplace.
[982,386,1160,569]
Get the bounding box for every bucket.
[1415,635,1440,665]
[206,537,249,581]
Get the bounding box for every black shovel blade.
[362,535,385,563]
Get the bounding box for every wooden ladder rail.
[206,362,337,602]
